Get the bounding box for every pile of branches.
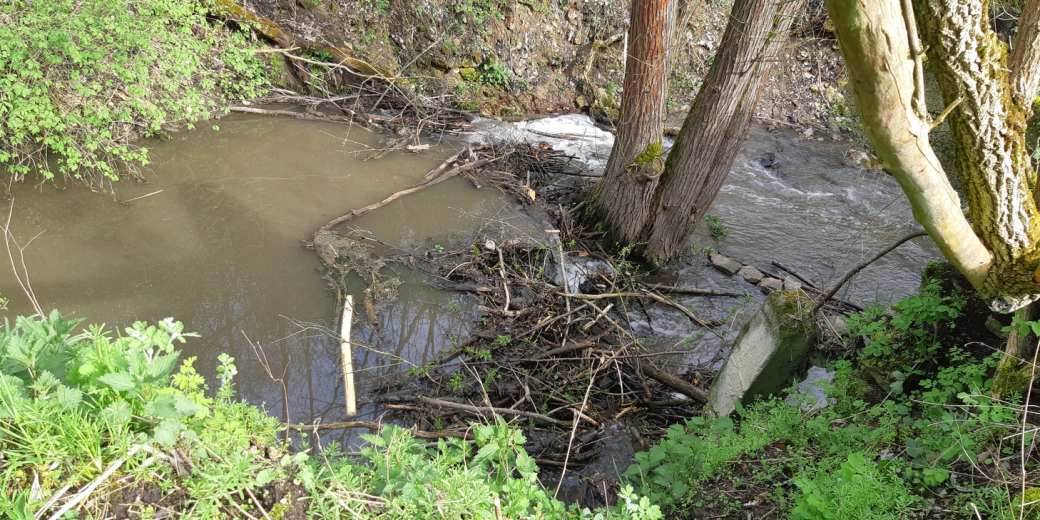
[311,143,748,502]
[217,0,472,138]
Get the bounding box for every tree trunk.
[913,0,1040,312]
[593,0,676,243]
[823,0,994,293]
[641,0,803,264]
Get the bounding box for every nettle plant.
[0,314,206,449]
[0,0,266,183]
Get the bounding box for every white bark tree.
[825,0,1040,312]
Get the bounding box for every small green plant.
[478,57,512,87]
[704,214,728,240]
[447,372,466,393]
[791,452,917,520]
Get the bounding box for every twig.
[769,261,819,289]
[497,248,511,312]
[555,367,597,498]
[639,283,745,297]
[341,295,357,417]
[900,0,928,119]
[416,396,575,427]
[244,332,292,442]
[930,96,964,131]
[45,445,145,520]
[811,231,928,315]
[564,291,724,339]
[118,189,164,205]
[317,155,497,233]
[640,364,708,403]
[3,201,43,316]
[1018,339,1039,520]
[284,420,471,439]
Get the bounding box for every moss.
[991,357,1032,397]
[632,142,664,167]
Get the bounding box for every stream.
[0,113,938,441]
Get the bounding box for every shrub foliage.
[0,0,265,183]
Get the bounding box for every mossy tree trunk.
[594,0,802,260]
[593,0,676,243]
[825,0,1040,312]
[639,0,803,263]
[632,0,802,262]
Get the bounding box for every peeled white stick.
[340,295,357,417]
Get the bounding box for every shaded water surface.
[0,114,524,433]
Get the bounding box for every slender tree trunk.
[641,0,803,264]
[592,0,675,243]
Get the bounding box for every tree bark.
[825,0,1040,312]
[593,0,676,243]
[641,0,803,264]
[913,0,1040,311]
[824,0,994,298]
[1011,0,1040,102]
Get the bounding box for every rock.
[822,314,850,337]
[708,291,818,416]
[550,256,614,293]
[782,276,802,292]
[802,127,815,139]
[843,149,875,169]
[756,152,778,169]
[758,277,784,292]
[709,253,742,275]
[985,316,1008,338]
[738,265,765,284]
[785,366,835,412]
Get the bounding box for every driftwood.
[341,295,357,417]
[317,149,494,234]
[640,364,708,403]
[229,106,354,123]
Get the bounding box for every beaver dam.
[0,111,938,506]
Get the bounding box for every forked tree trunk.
[641,0,803,263]
[593,0,676,243]
[826,0,1040,312]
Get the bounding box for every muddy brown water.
[0,113,939,447]
[0,114,533,439]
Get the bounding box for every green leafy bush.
[624,281,1031,519]
[0,312,285,517]
[0,312,665,519]
[791,452,917,520]
[0,0,266,182]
